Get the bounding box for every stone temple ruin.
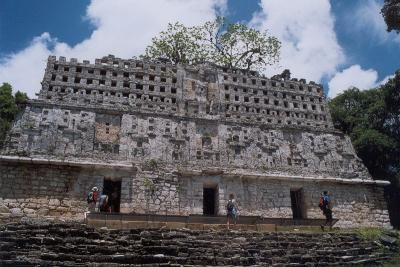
[0,55,391,227]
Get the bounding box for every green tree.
[143,17,281,72]
[328,72,400,184]
[0,83,28,147]
[144,22,205,64]
[200,17,280,71]
[381,0,400,33]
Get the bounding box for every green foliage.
[144,159,158,171]
[143,177,155,194]
[356,228,384,240]
[0,83,28,146]
[328,72,400,184]
[381,0,400,33]
[15,91,28,105]
[0,83,18,121]
[383,251,400,267]
[143,22,204,65]
[143,17,281,72]
[200,17,281,71]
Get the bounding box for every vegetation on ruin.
[144,159,159,171]
[356,227,384,240]
[0,83,28,147]
[381,0,400,33]
[143,177,156,194]
[356,228,400,267]
[143,17,281,72]
[384,249,400,267]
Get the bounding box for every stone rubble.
[0,222,397,266]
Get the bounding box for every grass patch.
[383,230,400,267]
[355,229,400,267]
[383,253,400,267]
[356,227,384,240]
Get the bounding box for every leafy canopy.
[381,0,400,33]
[143,17,281,72]
[0,83,28,146]
[328,71,400,184]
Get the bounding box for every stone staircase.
[0,222,396,266]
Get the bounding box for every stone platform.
[86,213,339,232]
[0,221,396,266]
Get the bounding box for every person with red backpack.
[87,187,99,213]
[319,191,333,231]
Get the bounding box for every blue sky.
[0,0,399,98]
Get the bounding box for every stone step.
[0,222,396,266]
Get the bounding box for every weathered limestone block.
[0,204,10,213]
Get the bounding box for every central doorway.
[290,188,304,219]
[203,187,217,215]
[103,179,121,213]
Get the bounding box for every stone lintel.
[0,155,135,171]
[177,168,390,186]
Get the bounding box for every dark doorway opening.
[290,188,304,219]
[103,179,121,213]
[203,187,217,215]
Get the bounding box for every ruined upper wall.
[37,55,333,132]
[1,55,371,180]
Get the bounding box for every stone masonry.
[0,55,391,227]
[1,222,398,266]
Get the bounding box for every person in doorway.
[110,188,119,212]
[226,193,238,230]
[98,193,111,213]
[319,191,333,231]
[87,187,99,213]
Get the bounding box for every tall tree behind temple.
[328,71,400,227]
[0,83,28,147]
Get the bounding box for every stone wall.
[0,160,133,221]
[3,105,369,179]
[0,55,391,228]
[1,56,370,179]
[37,55,332,131]
[0,159,390,228]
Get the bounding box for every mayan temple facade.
[0,55,391,227]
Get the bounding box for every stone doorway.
[290,188,304,219]
[103,179,121,213]
[203,187,218,216]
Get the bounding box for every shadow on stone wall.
[385,184,400,229]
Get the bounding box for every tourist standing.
[98,193,111,212]
[320,191,333,231]
[226,193,238,230]
[87,187,99,213]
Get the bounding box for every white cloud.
[0,0,226,97]
[351,0,400,44]
[0,33,56,97]
[250,0,344,82]
[327,65,384,98]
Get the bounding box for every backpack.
[319,196,329,210]
[87,192,94,204]
[226,200,234,212]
